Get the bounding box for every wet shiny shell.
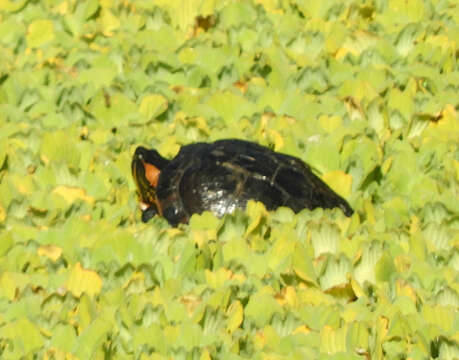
[151,139,353,226]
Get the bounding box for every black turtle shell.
[133,139,353,226]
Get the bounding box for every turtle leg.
[141,207,157,223]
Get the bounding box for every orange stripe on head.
[142,161,160,188]
[140,160,162,216]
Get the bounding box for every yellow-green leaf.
[67,262,102,298]
[323,170,353,200]
[0,0,27,12]
[0,317,44,356]
[37,245,62,261]
[0,272,16,301]
[226,300,243,333]
[26,20,54,48]
[292,243,317,285]
[139,94,169,122]
[320,325,347,354]
[99,8,120,36]
[52,185,95,205]
[245,200,267,235]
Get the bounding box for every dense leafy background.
[0,0,458,358]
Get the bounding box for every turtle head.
[131,146,169,222]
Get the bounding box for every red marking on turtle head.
[142,161,160,188]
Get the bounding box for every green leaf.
[133,323,167,354]
[89,92,138,127]
[189,211,220,231]
[423,223,450,251]
[138,94,169,122]
[26,20,55,48]
[422,304,454,333]
[375,252,397,282]
[295,0,339,18]
[245,200,267,235]
[82,0,100,20]
[238,27,258,53]
[435,287,459,307]
[246,253,270,277]
[245,291,282,327]
[342,136,381,189]
[0,139,7,170]
[40,130,81,168]
[320,256,351,291]
[99,8,120,35]
[158,0,212,32]
[135,27,180,54]
[174,240,197,276]
[271,206,295,224]
[385,146,418,196]
[79,67,117,89]
[0,317,44,356]
[292,243,317,285]
[206,91,253,125]
[320,325,347,354]
[0,0,27,12]
[72,317,113,359]
[219,1,257,28]
[92,230,144,265]
[354,242,382,285]
[176,322,203,350]
[0,272,19,301]
[267,228,295,273]
[219,214,247,244]
[346,321,369,354]
[0,231,13,256]
[280,92,321,122]
[322,170,353,200]
[67,262,103,298]
[382,197,409,229]
[387,88,414,123]
[226,300,243,334]
[385,312,413,339]
[311,223,340,257]
[409,175,440,208]
[367,99,388,137]
[438,339,459,360]
[257,87,285,113]
[388,0,425,23]
[383,339,407,359]
[50,324,78,353]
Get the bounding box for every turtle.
[132,139,353,226]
